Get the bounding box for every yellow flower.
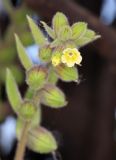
[61,48,82,67]
[52,54,61,66]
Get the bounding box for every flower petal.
[67,62,74,67]
[61,55,66,63]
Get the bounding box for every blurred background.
[0,0,116,160]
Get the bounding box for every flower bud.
[39,45,52,63]
[41,84,67,108]
[16,107,41,140]
[51,48,62,67]
[19,100,37,121]
[26,66,48,90]
[27,127,57,154]
[55,64,78,82]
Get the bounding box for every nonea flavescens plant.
[6,12,100,160]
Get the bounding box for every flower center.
[69,52,73,56]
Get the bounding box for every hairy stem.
[52,151,57,160]
[14,122,30,160]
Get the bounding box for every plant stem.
[14,122,30,160]
[52,151,57,160]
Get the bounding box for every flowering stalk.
[14,122,30,160]
[6,12,100,159]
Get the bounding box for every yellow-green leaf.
[85,29,95,38]
[41,21,55,39]
[15,34,33,70]
[71,22,87,39]
[27,16,47,46]
[75,34,100,48]
[58,25,72,41]
[52,12,69,35]
[6,69,22,113]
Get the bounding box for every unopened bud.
[41,84,67,108]
[39,45,52,63]
[26,66,48,90]
[55,64,78,82]
[27,127,57,154]
[16,107,41,139]
[51,49,62,67]
[19,100,37,121]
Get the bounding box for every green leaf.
[6,69,22,113]
[75,37,91,47]
[58,25,72,41]
[52,12,69,35]
[75,29,101,48]
[15,34,33,70]
[27,16,47,46]
[41,21,55,39]
[71,22,87,39]
[85,29,95,38]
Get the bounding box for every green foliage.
[6,69,22,113]
[27,16,47,46]
[71,22,87,39]
[58,25,72,41]
[75,33,100,47]
[52,12,69,35]
[41,21,55,39]
[15,34,33,70]
[0,1,34,87]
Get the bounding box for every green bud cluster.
[6,12,100,155]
